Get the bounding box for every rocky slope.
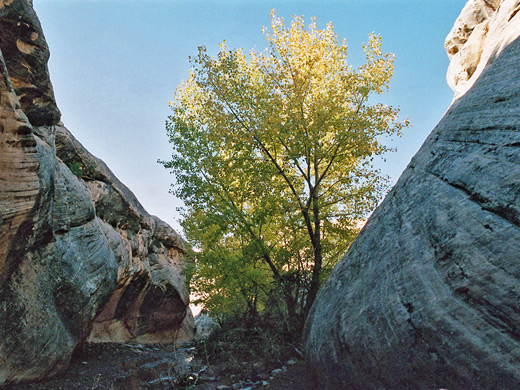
[0,0,193,384]
[304,1,520,389]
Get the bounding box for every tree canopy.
[161,11,409,330]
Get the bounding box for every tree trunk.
[303,189,323,319]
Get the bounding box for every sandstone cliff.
[0,0,193,384]
[304,1,520,389]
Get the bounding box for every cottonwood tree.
[161,12,409,330]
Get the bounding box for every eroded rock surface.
[0,0,60,125]
[446,0,520,98]
[0,0,193,384]
[0,48,118,384]
[53,126,194,345]
[305,1,520,389]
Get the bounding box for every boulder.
[0,0,193,384]
[304,1,520,389]
[194,313,220,339]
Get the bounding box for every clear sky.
[33,0,465,234]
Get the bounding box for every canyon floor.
[6,341,317,390]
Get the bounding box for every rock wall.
[304,1,520,389]
[446,0,520,98]
[0,0,193,384]
[54,125,194,346]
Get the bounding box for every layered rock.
[0,0,60,125]
[53,126,194,344]
[0,0,193,384]
[305,1,520,389]
[0,49,118,383]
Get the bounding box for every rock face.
[304,1,520,389]
[0,0,60,125]
[54,126,194,346]
[446,0,519,98]
[0,0,193,384]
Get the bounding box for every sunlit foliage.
[161,11,409,330]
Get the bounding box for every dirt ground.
[4,342,318,390]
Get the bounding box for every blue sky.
[33,0,465,233]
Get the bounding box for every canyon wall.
[0,0,193,384]
[305,1,520,389]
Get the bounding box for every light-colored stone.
[194,313,220,339]
[444,0,494,59]
[305,1,520,389]
[446,0,520,98]
[446,19,489,91]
